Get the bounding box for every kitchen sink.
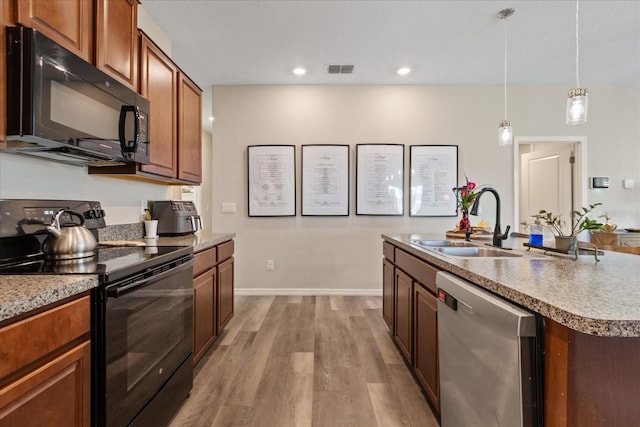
[429,246,523,258]
[412,240,479,248]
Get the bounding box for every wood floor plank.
[169,295,438,427]
[368,382,410,426]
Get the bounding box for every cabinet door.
[382,258,395,331]
[0,0,10,144]
[414,283,439,414]
[394,269,413,363]
[217,257,234,331]
[16,0,93,61]
[95,0,138,89]
[0,341,91,427]
[193,268,217,365]
[177,73,202,183]
[139,32,178,178]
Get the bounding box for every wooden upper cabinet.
[139,32,178,178]
[178,73,202,183]
[1,0,11,144]
[16,0,93,62]
[95,0,139,89]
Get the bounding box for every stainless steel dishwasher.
[436,271,540,427]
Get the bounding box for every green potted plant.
[533,203,603,252]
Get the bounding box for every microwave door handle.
[119,105,140,153]
[196,215,203,231]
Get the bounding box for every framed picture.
[247,145,296,216]
[356,144,404,215]
[301,144,350,216]
[409,145,458,216]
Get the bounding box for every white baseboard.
[235,288,382,296]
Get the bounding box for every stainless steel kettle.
[42,209,98,260]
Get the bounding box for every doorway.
[513,137,587,233]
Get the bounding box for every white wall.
[0,153,176,224]
[210,85,640,293]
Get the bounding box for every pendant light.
[497,8,515,147]
[566,0,588,125]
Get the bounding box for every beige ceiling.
[140,0,640,128]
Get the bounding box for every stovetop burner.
[0,245,193,283]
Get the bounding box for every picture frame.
[301,144,350,216]
[409,145,458,216]
[356,144,404,215]
[247,145,296,216]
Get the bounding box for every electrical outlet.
[266,259,274,271]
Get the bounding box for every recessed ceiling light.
[397,67,411,76]
[292,67,306,76]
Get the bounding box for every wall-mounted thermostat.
[590,177,609,189]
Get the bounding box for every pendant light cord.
[504,16,508,119]
[575,0,580,88]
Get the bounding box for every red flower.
[453,177,479,213]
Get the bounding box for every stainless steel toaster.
[151,200,203,235]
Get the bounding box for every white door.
[520,143,575,232]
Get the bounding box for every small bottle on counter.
[529,221,544,246]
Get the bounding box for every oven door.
[102,258,194,427]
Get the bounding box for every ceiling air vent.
[327,65,355,74]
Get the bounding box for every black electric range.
[0,199,191,282]
[0,199,195,427]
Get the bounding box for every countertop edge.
[382,233,639,337]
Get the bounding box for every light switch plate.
[623,178,635,189]
[222,202,236,213]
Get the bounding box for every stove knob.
[84,210,95,219]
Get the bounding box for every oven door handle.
[106,259,194,298]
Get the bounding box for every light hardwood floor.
[169,295,439,427]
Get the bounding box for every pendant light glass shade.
[498,120,513,146]
[566,88,588,125]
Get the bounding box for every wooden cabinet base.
[0,341,91,427]
[544,319,640,426]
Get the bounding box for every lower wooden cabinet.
[394,268,413,363]
[0,295,91,427]
[414,282,439,412]
[193,264,217,364]
[384,243,440,417]
[217,257,234,331]
[0,341,91,427]
[382,258,395,331]
[192,240,234,366]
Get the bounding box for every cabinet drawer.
[395,249,438,294]
[217,240,234,262]
[194,247,216,277]
[0,295,90,379]
[383,241,395,262]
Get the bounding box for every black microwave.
[4,27,150,166]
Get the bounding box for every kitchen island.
[383,233,640,427]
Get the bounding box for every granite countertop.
[383,233,640,337]
[0,231,235,324]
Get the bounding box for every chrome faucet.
[470,187,510,248]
